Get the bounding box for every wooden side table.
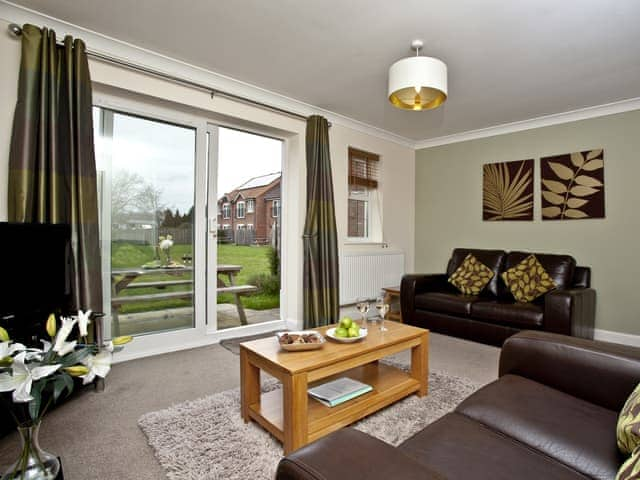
[382,286,402,322]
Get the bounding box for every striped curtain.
[303,115,339,328]
[8,24,102,317]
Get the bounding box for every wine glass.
[355,297,370,328]
[375,296,390,332]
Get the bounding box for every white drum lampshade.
[388,40,447,111]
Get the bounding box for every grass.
[111,242,279,313]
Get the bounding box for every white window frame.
[272,199,281,218]
[347,149,382,243]
[222,203,231,219]
[236,200,246,219]
[247,223,255,230]
[246,198,255,213]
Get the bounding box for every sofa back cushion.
[447,249,506,298]
[499,252,576,300]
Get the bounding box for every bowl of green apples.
[326,316,368,343]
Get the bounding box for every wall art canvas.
[540,149,605,220]
[483,159,534,221]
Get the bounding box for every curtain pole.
[7,23,332,126]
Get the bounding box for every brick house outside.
[217,172,281,244]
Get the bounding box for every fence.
[112,225,193,245]
[217,229,256,245]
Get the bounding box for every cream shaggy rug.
[139,365,480,480]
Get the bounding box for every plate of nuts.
[276,331,325,351]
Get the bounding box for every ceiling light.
[388,39,447,111]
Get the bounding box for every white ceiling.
[7,0,640,141]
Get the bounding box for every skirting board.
[594,328,640,348]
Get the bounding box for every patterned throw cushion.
[618,383,640,456]
[448,254,494,295]
[501,254,557,303]
[617,446,640,480]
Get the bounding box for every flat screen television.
[0,222,72,342]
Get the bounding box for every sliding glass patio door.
[94,105,202,341]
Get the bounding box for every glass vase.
[2,422,60,480]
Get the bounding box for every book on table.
[308,377,373,407]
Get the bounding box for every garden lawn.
[110,242,278,313]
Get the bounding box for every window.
[222,203,231,219]
[236,200,246,218]
[247,224,254,230]
[348,147,379,239]
[222,224,231,230]
[272,199,281,218]
[237,224,245,230]
[246,199,255,213]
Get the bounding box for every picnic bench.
[110,265,257,335]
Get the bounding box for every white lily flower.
[159,238,173,250]
[53,317,77,354]
[77,309,92,338]
[40,339,52,352]
[24,348,46,362]
[56,340,77,357]
[80,350,112,385]
[0,352,61,403]
[0,341,26,358]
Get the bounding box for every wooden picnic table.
[110,264,257,335]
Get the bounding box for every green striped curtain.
[8,24,102,316]
[303,115,339,328]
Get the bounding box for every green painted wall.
[415,109,640,336]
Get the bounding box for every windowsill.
[344,240,389,247]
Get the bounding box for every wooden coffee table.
[239,321,429,453]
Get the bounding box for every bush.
[247,273,280,295]
[268,246,280,277]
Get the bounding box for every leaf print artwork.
[540,149,605,220]
[483,159,534,221]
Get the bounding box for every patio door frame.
[204,122,287,336]
[94,89,210,361]
[93,88,288,362]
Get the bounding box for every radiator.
[339,251,405,305]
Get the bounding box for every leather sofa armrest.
[500,331,640,411]
[276,428,444,480]
[400,273,448,320]
[544,287,596,339]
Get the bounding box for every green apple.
[335,327,349,338]
[348,325,360,337]
[339,317,353,329]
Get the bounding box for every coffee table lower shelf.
[248,362,421,446]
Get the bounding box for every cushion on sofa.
[446,249,506,298]
[415,292,478,316]
[501,254,557,302]
[617,382,640,455]
[617,447,640,480]
[471,300,543,328]
[399,413,588,480]
[499,251,576,299]
[448,253,495,295]
[456,375,621,480]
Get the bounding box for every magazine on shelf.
[308,377,372,408]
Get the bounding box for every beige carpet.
[138,365,479,480]
[0,333,499,479]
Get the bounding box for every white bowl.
[326,327,368,343]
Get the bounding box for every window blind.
[348,147,379,190]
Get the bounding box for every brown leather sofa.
[401,248,596,346]
[276,331,640,480]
